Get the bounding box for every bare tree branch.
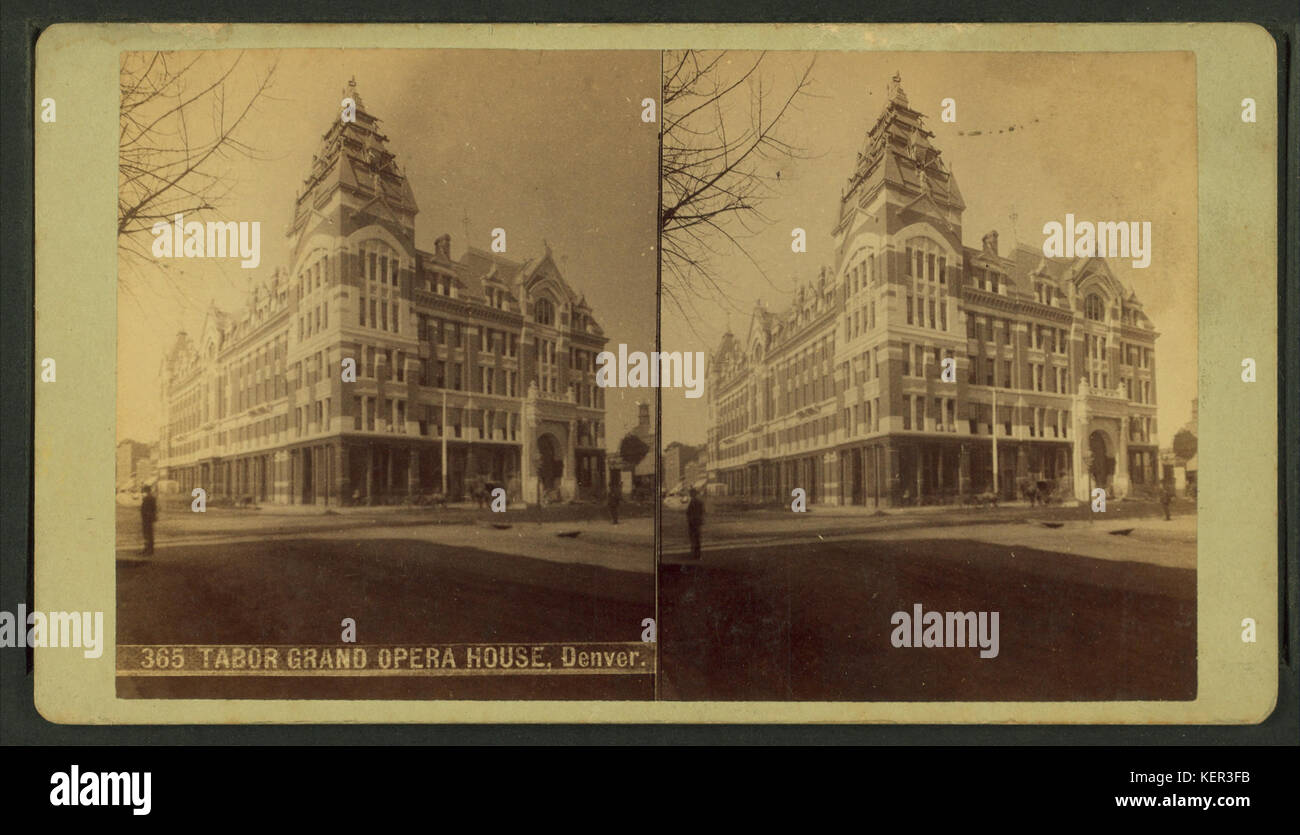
[118,51,279,271]
[660,50,817,321]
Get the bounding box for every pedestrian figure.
[1161,483,1173,521]
[686,487,704,560]
[140,484,158,556]
[608,483,621,525]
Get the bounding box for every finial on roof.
[887,71,909,106]
[343,76,364,110]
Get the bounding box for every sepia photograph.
[656,51,1200,701]
[113,48,660,699]
[27,21,1279,730]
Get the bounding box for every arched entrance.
[537,433,563,491]
[1088,429,1115,491]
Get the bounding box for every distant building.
[663,441,702,490]
[157,80,609,506]
[683,453,707,490]
[705,73,1160,507]
[1161,398,1197,496]
[116,439,152,487]
[611,401,655,493]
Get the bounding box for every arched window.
[903,236,948,284]
[359,239,400,285]
[535,297,555,326]
[1085,293,1106,322]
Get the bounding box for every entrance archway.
[537,433,563,490]
[1088,430,1115,490]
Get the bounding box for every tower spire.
[887,71,908,107]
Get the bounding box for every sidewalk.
[663,514,1196,571]
[119,515,656,575]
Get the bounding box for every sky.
[659,50,1199,448]
[117,49,660,452]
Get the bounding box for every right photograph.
[656,50,1199,702]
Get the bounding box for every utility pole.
[992,384,999,497]
[440,389,448,496]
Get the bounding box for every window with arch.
[535,296,555,326]
[360,239,400,286]
[1085,293,1106,322]
[903,236,948,284]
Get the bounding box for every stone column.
[958,444,971,498]
[408,448,420,496]
[1116,419,1130,498]
[336,443,350,504]
[915,445,924,502]
[562,420,577,500]
[886,442,901,507]
[365,445,375,505]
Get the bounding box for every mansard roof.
[296,80,418,219]
[843,73,965,216]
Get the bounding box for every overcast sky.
[118,49,660,452]
[659,50,1199,449]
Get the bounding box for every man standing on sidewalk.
[686,487,704,560]
[140,485,158,556]
[608,482,621,525]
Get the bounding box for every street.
[116,503,655,700]
[657,500,1196,701]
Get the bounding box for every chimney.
[435,233,451,260]
[982,230,999,255]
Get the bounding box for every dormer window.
[535,297,555,326]
[1085,293,1106,322]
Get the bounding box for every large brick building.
[158,81,609,506]
[705,73,1160,506]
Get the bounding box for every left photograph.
[114,49,659,700]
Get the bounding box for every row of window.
[1123,377,1154,404]
[847,300,877,340]
[723,397,1079,454]
[303,301,332,338]
[298,253,330,301]
[970,267,1005,295]
[845,347,882,387]
[901,343,955,379]
[906,292,949,330]
[1121,341,1154,369]
[360,241,400,288]
[359,295,400,334]
[845,253,879,296]
[904,240,949,285]
[1128,415,1156,443]
[1027,362,1071,394]
[535,337,558,395]
[218,334,290,421]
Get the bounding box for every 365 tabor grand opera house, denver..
[156,83,610,506]
[705,74,1162,507]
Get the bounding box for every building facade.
[157,81,609,506]
[663,441,702,491]
[705,74,1160,507]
